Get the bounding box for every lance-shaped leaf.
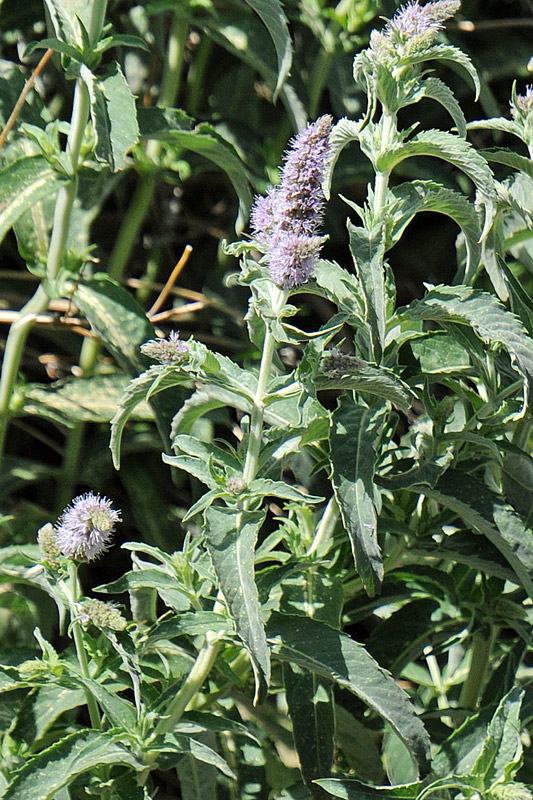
[481,148,533,181]
[347,222,387,362]
[204,506,270,703]
[330,397,389,596]
[244,0,292,100]
[0,155,66,245]
[314,779,421,800]
[80,62,139,171]
[2,729,144,800]
[472,687,524,787]
[404,284,533,409]
[281,571,342,796]
[420,470,533,598]
[267,612,431,777]
[408,77,467,137]
[324,117,362,199]
[316,358,414,412]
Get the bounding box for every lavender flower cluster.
[370,0,461,54]
[38,493,122,562]
[140,330,188,365]
[251,115,332,290]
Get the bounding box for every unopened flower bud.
[38,523,61,567]
[511,86,533,119]
[227,476,246,495]
[77,598,127,631]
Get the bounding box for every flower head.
[141,330,188,365]
[386,1,460,42]
[55,493,121,561]
[511,86,533,119]
[77,598,127,631]
[322,348,363,378]
[250,115,332,290]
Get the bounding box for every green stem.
[0,0,108,468]
[139,632,221,784]
[458,625,498,710]
[68,562,101,730]
[243,287,287,486]
[372,111,395,220]
[306,495,339,557]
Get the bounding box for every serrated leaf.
[244,0,292,100]
[316,358,415,412]
[403,43,480,99]
[307,259,366,327]
[80,62,139,171]
[0,156,66,245]
[347,222,387,361]
[472,688,523,786]
[330,397,388,596]
[281,570,342,796]
[383,130,494,233]
[73,676,137,729]
[153,732,236,778]
[409,77,467,137]
[388,180,481,281]
[406,284,533,408]
[267,612,431,777]
[2,729,144,800]
[480,148,533,180]
[150,121,252,233]
[204,506,270,703]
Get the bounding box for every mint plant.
[1,1,533,799]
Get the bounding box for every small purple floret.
[55,493,121,561]
[250,115,332,290]
[141,330,188,365]
[511,86,533,118]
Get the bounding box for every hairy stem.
[306,495,339,557]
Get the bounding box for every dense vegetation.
[1,1,533,798]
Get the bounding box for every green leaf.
[281,570,342,796]
[307,259,365,328]
[20,374,154,426]
[153,732,236,778]
[314,779,420,800]
[23,38,84,62]
[421,470,533,598]
[2,729,144,800]
[383,130,494,233]
[409,77,467,138]
[73,274,154,374]
[148,121,252,233]
[267,612,431,777]
[402,43,480,99]
[405,284,533,408]
[472,687,524,786]
[324,117,362,200]
[330,397,388,596]
[409,332,470,374]
[204,506,270,703]
[176,745,218,800]
[243,0,292,100]
[347,222,387,362]
[80,62,139,171]
[13,686,85,748]
[73,677,137,730]
[388,180,481,281]
[0,156,66,246]
[149,612,231,641]
[480,148,533,180]
[316,358,415,412]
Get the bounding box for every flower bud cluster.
[250,115,332,290]
[38,523,62,567]
[77,598,127,631]
[141,330,188,365]
[369,1,460,56]
[322,348,363,378]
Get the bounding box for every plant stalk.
[67,562,102,730]
[458,625,498,710]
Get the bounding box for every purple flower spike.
[251,115,332,290]
[55,493,121,561]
